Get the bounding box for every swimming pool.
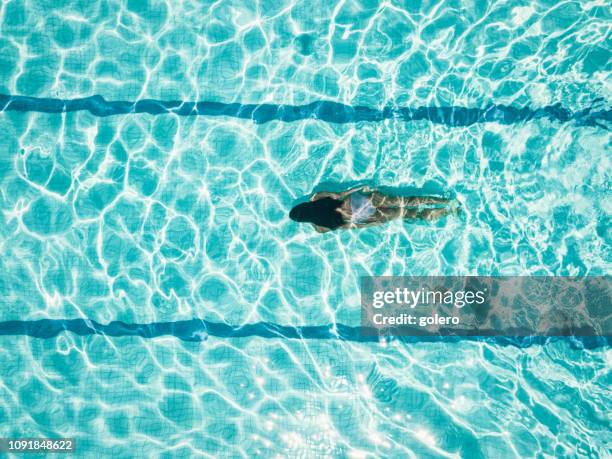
[0,0,610,457]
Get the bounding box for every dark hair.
[289,197,344,230]
[289,202,313,222]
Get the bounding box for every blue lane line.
[0,319,608,349]
[0,94,609,127]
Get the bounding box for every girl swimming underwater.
[289,186,458,233]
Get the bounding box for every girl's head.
[289,197,344,230]
[289,201,317,223]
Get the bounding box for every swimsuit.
[350,192,377,223]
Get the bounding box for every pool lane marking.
[0,94,609,127]
[0,318,608,348]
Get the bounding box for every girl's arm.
[311,185,372,201]
[338,185,372,198]
[313,224,332,233]
[310,191,340,201]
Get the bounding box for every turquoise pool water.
[0,0,610,457]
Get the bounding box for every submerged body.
[289,186,458,232]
